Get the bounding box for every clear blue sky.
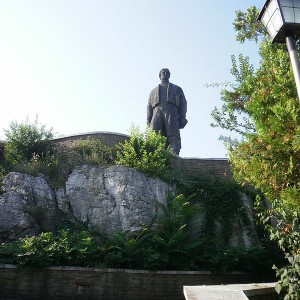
[0,0,264,158]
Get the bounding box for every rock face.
[0,166,173,241]
[0,165,260,248]
[0,172,57,241]
[57,165,173,234]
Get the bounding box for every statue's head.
[159,68,170,80]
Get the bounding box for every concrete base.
[184,283,277,300]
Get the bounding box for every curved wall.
[53,131,129,147]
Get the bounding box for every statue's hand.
[179,117,188,129]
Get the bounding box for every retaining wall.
[53,131,129,148]
[0,132,231,180]
[0,265,271,300]
[52,131,232,180]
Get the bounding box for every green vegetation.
[256,197,300,298]
[180,176,252,244]
[0,119,115,188]
[0,122,172,187]
[4,117,54,166]
[115,125,173,180]
[0,118,280,275]
[211,6,300,299]
[0,194,276,274]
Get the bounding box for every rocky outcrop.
[0,166,173,242]
[0,172,57,241]
[57,165,173,234]
[0,165,260,248]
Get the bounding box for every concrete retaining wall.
[0,265,271,300]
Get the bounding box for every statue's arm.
[178,89,187,118]
[178,89,188,129]
[147,97,153,125]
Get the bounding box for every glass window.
[280,0,294,7]
[293,0,300,9]
[282,6,295,22]
[294,7,300,22]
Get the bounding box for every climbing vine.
[179,175,254,244]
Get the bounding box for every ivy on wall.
[179,175,255,245]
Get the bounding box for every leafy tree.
[212,6,300,202]
[211,6,300,299]
[256,197,300,299]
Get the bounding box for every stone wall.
[0,132,231,180]
[53,131,129,147]
[0,264,271,300]
[53,131,232,180]
[171,156,232,179]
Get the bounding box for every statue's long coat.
[147,82,187,154]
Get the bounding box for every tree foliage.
[212,6,300,203]
[234,6,267,43]
[256,197,300,299]
[211,6,300,299]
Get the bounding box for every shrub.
[5,138,114,188]
[144,194,203,270]
[115,126,173,180]
[0,229,103,267]
[4,118,54,166]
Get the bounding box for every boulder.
[57,165,173,234]
[0,172,57,241]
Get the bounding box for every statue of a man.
[147,68,188,155]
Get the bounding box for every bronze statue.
[147,68,188,155]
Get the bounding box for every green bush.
[46,139,114,187]
[143,194,202,270]
[4,118,54,166]
[5,138,114,188]
[115,126,173,180]
[103,194,202,271]
[0,229,103,267]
